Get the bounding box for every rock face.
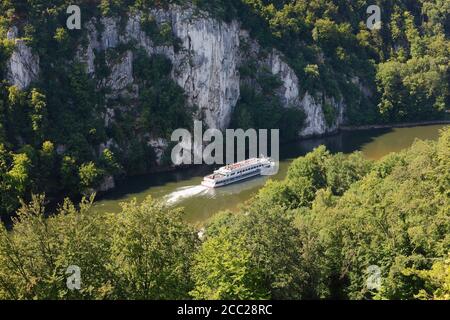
[266,51,343,137]
[299,94,344,137]
[106,50,134,92]
[239,31,343,137]
[168,8,241,130]
[98,175,116,193]
[148,138,169,165]
[77,6,241,131]
[6,38,40,90]
[266,51,300,106]
[7,3,353,143]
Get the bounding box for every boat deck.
[205,173,225,180]
[223,158,261,171]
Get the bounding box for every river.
[92,124,448,225]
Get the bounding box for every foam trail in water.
[165,185,210,205]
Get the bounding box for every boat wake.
[165,185,210,205]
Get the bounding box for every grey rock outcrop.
[6,39,40,90]
[6,3,362,157]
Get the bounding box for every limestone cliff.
[5,3,365,178]
[6,27,40,90]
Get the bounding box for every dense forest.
[0,0,449,218]
[0,126,448,300]
[0,0,449,301]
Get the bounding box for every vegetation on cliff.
[197,0,449,123]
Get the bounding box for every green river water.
[92,124,448,225]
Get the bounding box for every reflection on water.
[93,124,447,224]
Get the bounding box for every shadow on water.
[280,128,392,159]
[98,165,212,202]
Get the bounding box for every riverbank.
[340,120,450,131]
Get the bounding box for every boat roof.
[217,158,268,173]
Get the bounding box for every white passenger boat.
[201,157,274,188]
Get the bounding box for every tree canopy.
[1,127,448,300]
